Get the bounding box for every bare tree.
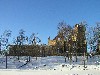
[57,21,72,62]
[13,29,28,59]
[29,33,41,45]
[16,29,26,45]
[93,23,100,54]
[29,33,41,60]
[57,21,72,40]
[0,30,11,55]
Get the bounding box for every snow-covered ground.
[0,69,100,75]
[0,55,100,75]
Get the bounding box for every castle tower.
[73,24,87,53]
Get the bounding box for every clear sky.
[0,0,100,44]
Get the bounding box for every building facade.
[48,24,87,54]
[73,24,87,53]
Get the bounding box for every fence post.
[5,53,7,69]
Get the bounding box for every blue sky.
[0,0,100,44]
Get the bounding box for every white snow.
[0,55,100,75]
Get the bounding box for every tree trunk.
[6,55,7,69]
[76,52,77,62]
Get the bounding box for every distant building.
[48,34,64,46]
[48,37,56,46]
[48,34,65,54]
[48,24,87,54]
[73,24,87,53]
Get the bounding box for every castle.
[48,24,87,54]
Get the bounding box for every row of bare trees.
[13,29,41,46]
[0,22,100,56]
[57,21,100,55]
[87,23,100,54]
[0,29,41,55]
[56,21,100,65]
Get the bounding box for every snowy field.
[0,55,100,75]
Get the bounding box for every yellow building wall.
[48,40,56,46]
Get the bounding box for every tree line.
[0,21,100,55]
